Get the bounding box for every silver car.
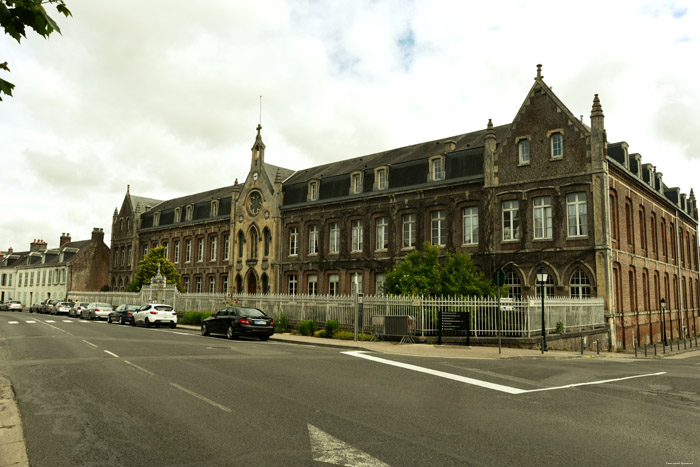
[81,302,113,320]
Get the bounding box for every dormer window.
[517,137,530,164]
[549,130,563,159]
[211,200,219,217]
[375,167,388,190]
[351,172,363,194]
[175,207,181,223]
[153,212,160,227]
[308,180,319,201]
[429,156,445,181]
[185,205,193,221]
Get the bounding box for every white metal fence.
[68,288,606,337]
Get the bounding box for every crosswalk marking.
[8,321,18,324]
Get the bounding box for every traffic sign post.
[494,269,505,354]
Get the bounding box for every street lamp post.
[660,298,667,347]
[536,268,549,353]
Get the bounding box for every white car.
[7,300,23,312]
[82,302,113,320]
[131,304,177,328]
[54,302,73,315]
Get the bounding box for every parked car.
[8,300,23,312]
[30,302,42,313]
[200,306,274,341]
[69,302,89,318]
[81,302,113,320]
[53,301,73,315]
[131,304,177,328]
[108,304,141,325]
[42,299,58,314]
[0,301,7,311]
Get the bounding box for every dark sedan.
[108,304,141,325]
[201,307,274,341]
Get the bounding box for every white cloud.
[2,0,700,251]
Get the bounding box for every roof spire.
[536,64,543,81]
[591,93,604,118]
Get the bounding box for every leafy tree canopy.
[383,242,504,298]
[1,0,72,100]
[127,246,182,292]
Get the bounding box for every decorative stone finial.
[536,64,543,80]
[485,119,496,140]
[127,184,130,194]
[591,93,604,118]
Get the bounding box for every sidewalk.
[0,377,29,467]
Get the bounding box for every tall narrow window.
[264,229,271,257]
[351,173,362,194]
[351,272,363,295]
[307,274,318,295]
[210,237,217,261]
[197,238,204,262]
[375,217,388,250]
[402,214,416,249]
[209,277,216,293]
[328,274,339,296]
[196,277,202,293]
[375,168,387,190]
[431,210,446,246]
[329,222,340,254]
[174,241,180,264]
[162,242,169,260]
[375,273,385,295]
[518,139,530,164]
[223,234,230,261]
[625,200,634,247]
[308,225,318,255]
[462,207,478,245]
[502,200,520,241]
[504,270,521,299]
[661,219,667,257]
[250,229,258,258]
[351,220,363,252]
[308,181,319,201]
[289,227,298,256]
[237,231,245,258]
[533,196,552,240]
[650,213,658,257]
[288,274,298,295]
[639,206,647,252]
[550,132,563,158]
[128,246,132,266]
[567,193,588,237]
[174,208,181,223]
[210,200,219,217]
[610,193,619,242]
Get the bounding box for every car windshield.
[238,308,267,318]
[58,302,70,306]
[96,303,112,308]
[154,305,173,311]
[79,303,89,307]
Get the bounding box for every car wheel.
[226,325,238,340]
[259,335,270,341]
[145,317,150,327]
[201,323,210,336]
[120,316,125,325]
[131,318,136,326]
[169,322,176,329]
[107,315,112,323]
[90,313,94,321]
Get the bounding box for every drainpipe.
[604,166,617,350]
[675,210,685,336]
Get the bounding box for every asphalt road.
[1,311,699,466]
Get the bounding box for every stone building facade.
[109,66,699,348]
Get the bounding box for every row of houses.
[105,65,700,349]
[0,229,110,306]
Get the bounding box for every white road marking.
[26,321,36,323]
[123,360,155,376]
[308,424,389,466]
[46,320,55,323]
[343,351,666,395]
[104,350,120,358]
[8,321,18,324]
[171,332,193,336]
[82,340,98,348]
[62,320,72,323]
[169,383,232,413]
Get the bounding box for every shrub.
[334,331,372,341]
[275,313,289,333]
[324,320,340,338]
[555,321,564,334]
[315,330,328,338]
[180,312,212,326]
[296,319,317,336]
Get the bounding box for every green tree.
[383,242,502,297]
[127,246,182,292]
[1,0,72,100]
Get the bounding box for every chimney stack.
[91,227,105,243]
[30,239,48,252]
[60,233,71,247]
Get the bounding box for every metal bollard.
[596,340,600,354]
[654,343,657,356]
[644,343,647,357]
[684,339,687,350]
[581,337,584,355]
[662,341,666,353]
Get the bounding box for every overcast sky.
[2,0,699,252]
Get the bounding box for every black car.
[108,304,141,325]
[201,307,274,341]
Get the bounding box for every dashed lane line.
[82,340,98,348]
[169,383,232,413]
[104,350,120,358]
[123,360,155,376]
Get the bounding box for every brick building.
[1,229,111,306]
[110,65,699,348]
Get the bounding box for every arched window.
[570,269,591,298]
[263,228,272,257]
[250,228,258,258]
[237,231,245,258]
[504,270,521,299]
[235,274,242,294]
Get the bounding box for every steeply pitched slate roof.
[283,124,511,185]
[130,195,164,212]
[145,184,238,212]
[263,163,295,184]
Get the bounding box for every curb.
[0,377,29,467]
